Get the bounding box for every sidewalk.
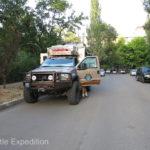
[0,82,23,88]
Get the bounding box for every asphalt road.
[0,74,150,150]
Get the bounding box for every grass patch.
[0,84,23,104]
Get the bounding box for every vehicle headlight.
[61,74,70,80]
[144,75,150,78]
[48,75,53,81]
[32,75,37,81]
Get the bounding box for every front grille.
[37,74,49,81]
[32,73,54,81]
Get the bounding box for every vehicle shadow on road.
[36,90,92,106]
[38,95,69,105]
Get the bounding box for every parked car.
[118,69,126,74]
[112,70,117,74]
[130,69,137,76]
[106,69,111,74]
[100,69,105,76]
[136,67,150,83]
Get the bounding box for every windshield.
[132,69,137,72]
[101,69,104,72]
[143,67,150,73]
[41,58,75,67]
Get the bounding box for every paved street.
[0,74,150,150]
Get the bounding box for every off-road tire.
[67,81,80,105]
[24,88,38,103]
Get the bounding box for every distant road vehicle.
[119,69,126,74]
[130,69,137,76]
[112,70,117,74]
[136,67,150,83]
[106,69,111,74]
[100,69,105,76]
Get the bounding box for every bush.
[6,51,40,83]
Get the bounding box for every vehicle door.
[76,56,100,86]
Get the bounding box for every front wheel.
[67,81,80,105]
[24,88,38,103]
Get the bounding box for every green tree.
[0,0,27,88]
[7,51,39,83]
[87,0,117,64]
[143,0,150,13]
[128,37,149,66]
[0,0,87,86]
[62,31,80,43]
[117,37,149,67]
[143,0,150,65]
[35,0,87,47]
[87,0,103,58]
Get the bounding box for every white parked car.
[130,69,137,76]
[112,70,117,74]
[119,70,126,74]
[100,69,105,76]
[106,69,111,74]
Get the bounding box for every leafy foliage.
[0,0,87,86]
[62,31,80,43]
[143,0,150,48]
[0,0,27,87]
[143,0,150,13]
[116,37,149,67]
[7,51,39,83]
[87,0,117,67]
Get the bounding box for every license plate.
[25,83,30,88]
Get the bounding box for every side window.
[43,56,47,61]
[79,57,97,69]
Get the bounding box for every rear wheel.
[67,81,80,105]
[24,88,38,103]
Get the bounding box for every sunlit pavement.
[0,74,150,150]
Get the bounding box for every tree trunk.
[2,76,6,89]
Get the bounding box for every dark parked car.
[136,67,150,83]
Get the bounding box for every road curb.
[0,98,23,111]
